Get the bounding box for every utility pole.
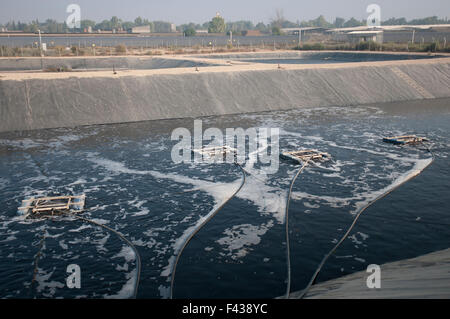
[298,29,302,47]
[38,29,43,70]
[411,29,415,43]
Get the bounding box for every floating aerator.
[19,195,86,219]
[281,149,331,163]
[382,135,428,145]
[192,145,237,161]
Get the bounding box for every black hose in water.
[24,151,141,298]
[30,226,47,295]
[169,163,246,299]
[284,159,311,299]
[297,145,435,299]
[67,213,142,299]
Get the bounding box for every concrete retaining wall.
[0,59,449,132]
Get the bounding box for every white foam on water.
[0,138,43,149]
[68,224,91,233]
[0,235,17,243]
[233,129,287,224]
[104,268,137,299]
[291,157,433,215]
[216,221,274,260]
[91,218,109,225]
[281,129,423,164]
[113,245,136,263]
[58,240,68,250]
[128,197,150,217]
[351,158,432,215]
[86,154,248,297]
[236,175,287,224]
[159,187,240,274]
[358,232,370,241]
[291,192,352,209]
[34,267,65,297]
[304,202,320,209]
[158,284,171,299]
[88,154,240,203]
[348,234,363,245]
[68,178,88,186]
[0,132,93,151]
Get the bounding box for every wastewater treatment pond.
[202,51,443,65]
[0,99,449,298]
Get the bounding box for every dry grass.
[1,40,449,58]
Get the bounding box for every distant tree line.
[0,16,175,33]
[1,14,448,34]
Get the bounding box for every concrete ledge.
[290,248,450,299]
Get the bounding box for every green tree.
[409,16,444,25]
[96,19,112,30]
[208,15,226,33]
[272,26,282,35]
[312,15,332,28]
[183,26,196,36]
[281,20,298,28]
[81,20,96,30]
[110,16,122,30]
[226,20,254,33]
[382,17,407,25]
[343,17,364,27]
[334,17,345,28]
[255,22,268,33]
[134,17,143,26]
[122,21,135,31]
[24,20,39,33]
[271,9,285,29]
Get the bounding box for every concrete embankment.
[291,248,450,299]
[0,55,449,132]
[0,56,214,72]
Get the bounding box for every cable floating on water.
[284,159,310,299]
[281,149,331,299]
[169,162,246,299]
[298,138,434,299]
[66,213,142,299]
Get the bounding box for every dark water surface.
[0,99,449,298]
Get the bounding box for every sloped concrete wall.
[0,61,449,132]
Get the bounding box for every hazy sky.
[1,0,449,25]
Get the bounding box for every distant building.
[346,30,384,43]
[170,24,176,33]
[131,25,151,34]
[196,29,208,34]
[281,27,328,35]
[242,30,262,36]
